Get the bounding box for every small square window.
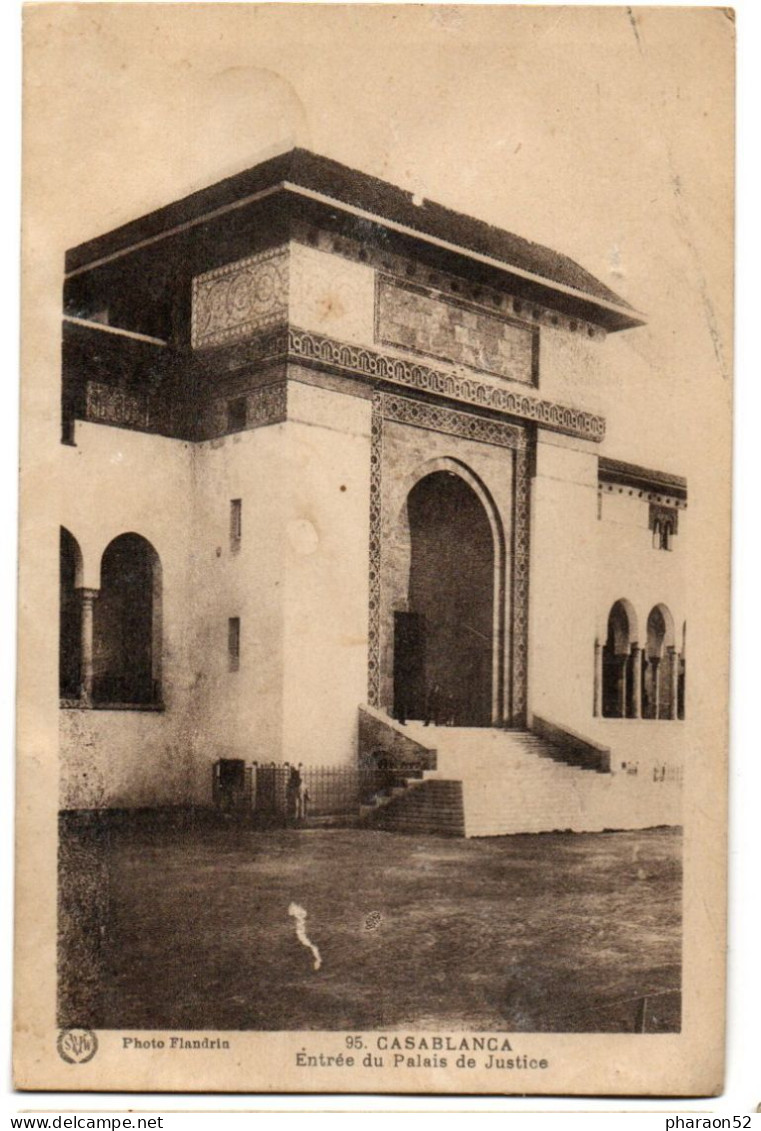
[230,499,242,551]
[227,397,248,432]
[228,617,240,672]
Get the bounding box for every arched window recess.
[649,503,678,551]
[60,529,163,709]
[598,599,642,719]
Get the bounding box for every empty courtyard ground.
[59,822,681,1033]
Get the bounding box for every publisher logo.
[57,1029,98,1064]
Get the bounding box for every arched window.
[643,604,677,719]
[602,599,638,718]
[93,533,162,705]
[59,527,83,699]
[650,504,678,551]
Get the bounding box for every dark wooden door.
[393,611,426,722]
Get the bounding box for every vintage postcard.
[14,3,733,1095]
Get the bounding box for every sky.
[23,4,733,473]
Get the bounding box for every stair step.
[360,776,465,837]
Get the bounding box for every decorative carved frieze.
[79,322,605,451]
[381,392,526,451]
[367,394,384,709]
[191,246,289,350]
[598,455,687,505]
[206,382,288,439]
[287,327,605,443]
[599,481,687,510]
[511,443,531,723]
[248,382,288,428]
[202,327,290,375]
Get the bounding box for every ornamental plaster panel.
[191,246,289,350]
[377,275,537,385]
[86,382,149,429]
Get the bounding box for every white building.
[59,149,686,835]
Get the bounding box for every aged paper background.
[15,3,732,1095]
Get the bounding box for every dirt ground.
[59,820,681,1033]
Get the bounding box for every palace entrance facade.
[371,396,529,730]
[57,148,687,832]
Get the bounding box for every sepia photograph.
[15,3,732,1095]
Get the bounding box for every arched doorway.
[602,599,638,718]
[644,603,676,719]
[59,527,83,698]
[94,533,162,705]
[394,470,496,727]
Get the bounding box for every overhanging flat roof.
[65,148,645,332]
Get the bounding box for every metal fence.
[211,760,398,822]
[298,765,386,816]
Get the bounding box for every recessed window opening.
[94,533,162,706]
[228,617,241,672]
[230,499,242,551]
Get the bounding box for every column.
[617,654,628,718]
[77,587,99,705]
[678,653,686,720]
[668,646,679,720]
[593,639,603,717]
[630,643,643,719]
[652,657,661,720]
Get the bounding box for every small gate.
[211,759,252,813]
[253,763,290,821]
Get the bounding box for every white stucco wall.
[280,380,373,766]
[589,487,687,774]
[289,242,376,345]
[537,325,607,414]
[596,489,687,645]
[187,424,288,771]
[58,387,375,802]
[528,429,600,734]
[529,433,687,777]
[59,422,198,807]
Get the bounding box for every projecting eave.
[64,148,646,333]
[279,183,647,334]
[598,457,687,503]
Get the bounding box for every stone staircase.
[357,723,606,837]
[391,725,608,836]
[360,778,465,836]
[357,714,681,837]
